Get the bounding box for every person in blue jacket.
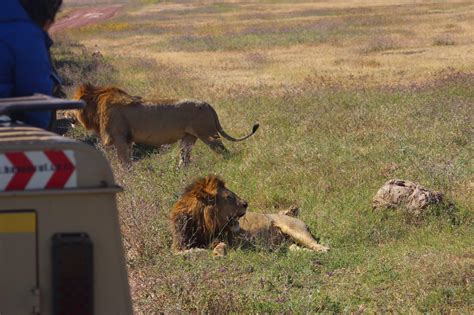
[0,0,63,130]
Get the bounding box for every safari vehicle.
[0,95,133,314]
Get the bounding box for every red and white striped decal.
[0,150,76,191]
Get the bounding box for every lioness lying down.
[170,175,329,255]
[71,84,259,166]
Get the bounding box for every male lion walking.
[71,84,259,166]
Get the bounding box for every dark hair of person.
[19,0,63,27]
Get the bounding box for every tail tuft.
[252,123,260,133]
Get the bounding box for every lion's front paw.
[212,242,227,258]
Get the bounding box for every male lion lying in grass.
[70,84,259,166]
[170,175,329,255]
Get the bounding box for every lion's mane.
[73,83,141,144]
[170,175,227,251]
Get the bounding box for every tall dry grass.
[54,0,473,313]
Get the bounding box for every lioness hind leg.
[200,136,230,157]
[278,205,300,217]
[179,134,197,167]
[270,215,329,252]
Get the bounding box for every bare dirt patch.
[51,4,123,33]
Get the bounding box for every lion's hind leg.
[199,136,230,157]
[268,214,329,252]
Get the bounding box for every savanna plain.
[55,0,473,313]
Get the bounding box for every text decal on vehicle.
[0,150,77,191]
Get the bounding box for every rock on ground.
[373,179,444,215]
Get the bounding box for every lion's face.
[215,186,248,233]
[63,110,78,127]
[170,175,250,251]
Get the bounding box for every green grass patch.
[61,60,473,311]
[53,2,474,310]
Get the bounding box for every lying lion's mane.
[170,175,228,251]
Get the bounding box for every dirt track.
[50,4,123,33]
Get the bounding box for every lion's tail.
[210,104,259,142]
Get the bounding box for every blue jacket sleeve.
[14,25,54,129]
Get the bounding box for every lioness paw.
[316,245,330,253]
[289,244,311,252]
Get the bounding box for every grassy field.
[53,0,473,313]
